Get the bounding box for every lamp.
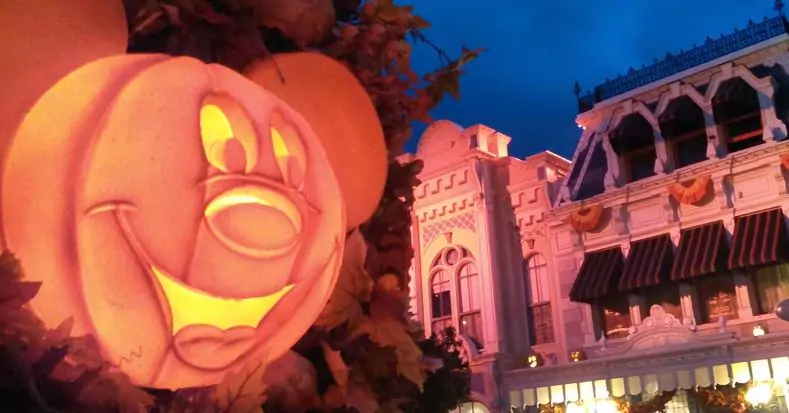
[745,382,773,406]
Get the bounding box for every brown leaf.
[315,230,374,331]
[213,359,269,413]
[351,317,426,390]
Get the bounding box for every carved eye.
[270,112,307,189]
[200,97,258,173]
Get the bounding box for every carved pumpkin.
[569,349,587,363]
[244,52,387,229]
[0,0,127,242]
[2,54,345,389]
[526,352,543,368]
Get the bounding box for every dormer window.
[659,96,709,168]
[713,77,763,153]
[610,113,656,183]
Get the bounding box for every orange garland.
[566,204,604,232]
[667,174,710,205]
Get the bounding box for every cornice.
[548,139,789,221]
[416,193,479,223]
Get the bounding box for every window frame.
[525,254,555,345]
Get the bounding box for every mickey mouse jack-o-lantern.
[2,54,346,389]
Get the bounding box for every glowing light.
[527,353,543,368]
[753,325,767,337]
[152,265,294,334]
[566,402,587,413]
[200,103,258,173]
[745,382,773,406]
[593,399,618,413]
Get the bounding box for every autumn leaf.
[213,359,269,413]
[346,381,381,413]
[351,317,426,390]
[315,230,374,331]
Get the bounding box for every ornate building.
[400,122,570,411]
[406,14,789,413]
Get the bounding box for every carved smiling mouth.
[88,202,296,335]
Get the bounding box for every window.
[458,263,484,348]
[430,269,452,333]
[751,263,789,315]
[713,77,764,153]
[525,254,554,345]
[596,294,631,339]
[673,131,709,168]
[429,246,484,348]
[643,285,683,320]
[610,113,657,183]
[696,275,738,323]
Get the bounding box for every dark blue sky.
[405,1,778,159]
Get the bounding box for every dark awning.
[671,221,730,281]
[619,234,674,292]
[569,247,624,303]
[728,207,789,269]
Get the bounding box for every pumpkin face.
[526,353,543,368]
[2,54,345,389]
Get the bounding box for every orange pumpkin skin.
[2,54,345,389]
[244,53,388,229]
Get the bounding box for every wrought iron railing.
[578,16,788,112]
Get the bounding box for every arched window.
[429,246,484,348]
[458,262,483,349]
[430,269,452,333]
[525,254,554,345]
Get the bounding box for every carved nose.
[204,185,302,258]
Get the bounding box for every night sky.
[405,1,779,159]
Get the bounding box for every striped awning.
[670,221,730,281]
[569,247,624,303]
[619,234,674,292]
[728,208,789,270]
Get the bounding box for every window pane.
[432,318,453,335]
[675,133,708,168]
[644,285,683,320]
[446,248,459,265]
[459,263,480,312]
[460,312,484,349]
[696,275,738,323]
[528,303,554,345]
[599,295,631,339]
[431,270,452,319]
[753,263,789,314]
[527,254,550,304]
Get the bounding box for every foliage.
[399,327,471,413]
[124,0,483,155]
[0,1,477,411]
[534,384,753,413]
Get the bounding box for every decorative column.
[757,78,787,142]
[601,133,620,189]
[470,158,505,353]
[702,106,722,159]
[408,212,424,322]
[678,284,701,324]
[652,127,670,174]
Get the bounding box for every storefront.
[506,332,789,412]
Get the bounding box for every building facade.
[407,15,789,413]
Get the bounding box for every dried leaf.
[346,381,380,413]
[315,231,374,331]
[213,359,269,413]
[261,351,320,412]
[322,341,349,390]
[352,317,426,390]
[322,384,346,409]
